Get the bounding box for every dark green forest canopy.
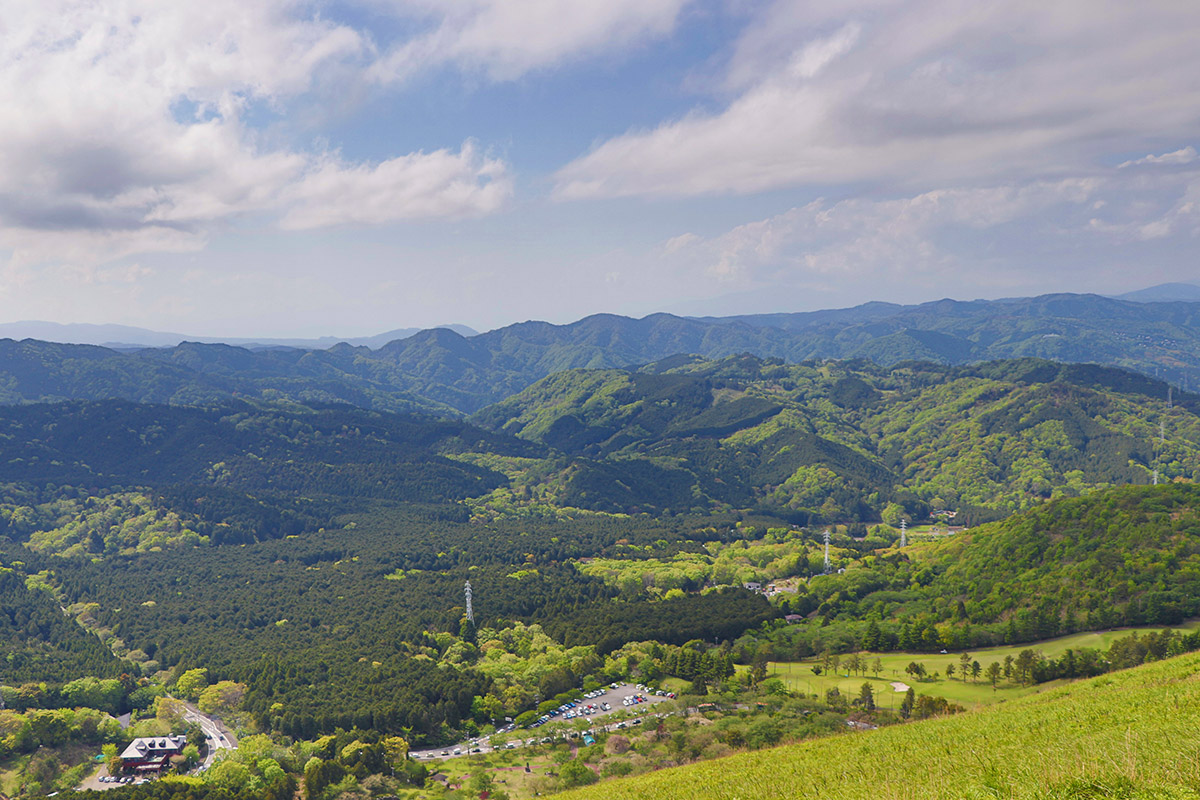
[0,400,546,550]
[0,563,124,683]
[1,506,774,740]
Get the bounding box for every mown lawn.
[766,621,1200,708]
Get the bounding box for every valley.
[2,307,1200,799]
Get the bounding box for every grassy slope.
[764,621,1200,708]
[561,651,1200,800]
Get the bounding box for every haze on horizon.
[1,1,1198,338]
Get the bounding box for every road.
[75,701,238,791]
[182,701,238,770]
[410,683,672,762]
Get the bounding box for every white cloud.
[1119,147,1198,169]
[368,0,692,83]
[555,0,1200,198]
[280,143,511,229]
[660,168,1199,295]
[0,1,513,267]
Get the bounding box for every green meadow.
[764,621,1200,709]
[561,650,1200,800]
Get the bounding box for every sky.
[0,0,1198,337]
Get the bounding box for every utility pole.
[899,518,907,548]
[823,530,831,574]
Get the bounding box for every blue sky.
[1,0,1198,337]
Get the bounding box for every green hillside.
[560,650,1200,800]
[721,484,1200,664]
[471,356,1197,520]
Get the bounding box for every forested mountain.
[0,355,1194,556]
[4,292,1200,415]
[472,356,1198,521]
[0,338,453,414]
[0,400,543,554]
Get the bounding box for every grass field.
[561,650,1200,800]
[766,621,1200,709]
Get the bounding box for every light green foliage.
[578,531,819,597]
[197,680,247,714]
[4,491,209,557]
[468,621,599,714]
[174,668,209,701]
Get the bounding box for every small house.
[119,736,187,773]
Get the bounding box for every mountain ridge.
[4,290,1200,415]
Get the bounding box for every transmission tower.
[823,529,831,574]
[1151,414,1166,485]
[899,518,907,548]
[464,580,474,624]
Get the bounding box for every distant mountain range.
[0,320,478,349]
[3,283,1196,350]
[1113,282,1200,303]
[3,288,1200,414]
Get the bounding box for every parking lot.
[410,682,674,761]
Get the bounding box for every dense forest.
[1,505,773,741]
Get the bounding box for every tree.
[155,696,188,730]
[1014,650,1038,686]
[945,663,955,681]
[971,661,982,683]
[899,687,915,719]
[382,736,409,774]
[559,758,598,789]
[861,620,883,651]
[985,661,1002,690]
[959,653,972,680]
[469,768,495,797]
[198,681,247,714]
[749,655,768,687]
[858,682,875,711]
[175,668,209,701]
[102,743,121,776]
